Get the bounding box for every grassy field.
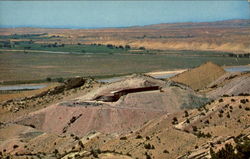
[14,43,128,54]
[0,36,233,56]
[0,51,249,83]
[0,39,131,54]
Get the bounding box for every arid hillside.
[1,19,250,53]
[13,75,209,136]
[0,62,249,159]
[203,72,250,99]
[81,95,250,159]
[1,92,249,159]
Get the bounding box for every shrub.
[219,109,224,114]
[120,136,127,140]
[184,110,189,117]
[78,141,84,149]
[106,44,114,48]
[90,149,101,158]
[240,99,248,104]
[74,135,79,140]
[172,117,178,125]
[210,137,250,159]
[238,93,250,96]
[200,112,206,116]
[136,135,143,139]
[125,45,131,49]
[126,152,132,156]
[163,149,169,153]
[56,77,64,83]
[184,129,190,133]
[224,104,229,108]
[204,120,210,124]
[192,126,198,132]
[144,143,155,149]
[195,131,212,138]
[219,99,224,103]
[53,149,59,157]
[145,152,152,159]
[46,77,52,82]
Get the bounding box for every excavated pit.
[91,86,160,102]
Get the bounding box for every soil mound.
[14,75,209,136]
[170,62,226,90]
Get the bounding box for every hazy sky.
[0,1,249,28]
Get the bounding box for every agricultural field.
[0,51,249,83]
[1,34,232,56]
[0,38,129,54]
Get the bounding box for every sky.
[0,1,249,28]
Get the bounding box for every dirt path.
[146,69,187,76]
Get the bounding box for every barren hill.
[170,62,226,90]
[203,72,250,98]
[14,75,209,136]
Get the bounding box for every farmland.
[0,51,249,83]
